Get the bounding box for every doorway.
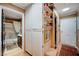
[1,8,23,56]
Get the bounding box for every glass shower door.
[1,9,5,56]
[4,23,18,52]
[1,9,18,56]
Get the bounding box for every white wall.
[60,16,76,47]
[76,12,79,50]
[0,8,2,55]
[77,13,79,30]
[25,3,42,56]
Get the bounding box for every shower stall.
[0,8,22,56]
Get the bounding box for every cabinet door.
[25,7,33,55]
[26,31,33,54]
[31,4,42,29]
[32,31,42,56]
[25,4,42,56]
[25,8,32,29]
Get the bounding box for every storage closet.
[25,4,42,56]
[42,3,60,56]
[43,3,55,49]
[25,3,60,56]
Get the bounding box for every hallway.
[4,47,30,56]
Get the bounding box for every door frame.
[0,6,25,55]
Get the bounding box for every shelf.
[43,16,52,25]
[44,16,52,21]
[43,6,53,14]
[43,4,55,52]
[43,6,53,26]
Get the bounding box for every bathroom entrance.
[1,8,23,56]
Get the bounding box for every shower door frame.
[1,9,4,56]
[0,6,24,56]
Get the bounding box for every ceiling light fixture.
[62,8,70,12]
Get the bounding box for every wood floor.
[4,47,30,56]
[59,45,79,56]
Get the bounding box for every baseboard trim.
[62,44,76,48]
[75,46,79,53]
[25,50,32,56]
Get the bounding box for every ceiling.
[12,3,32,10]
[3,3,32,20]
[54,3,79,17]
[3,9,22,19]
[4,3,79,19]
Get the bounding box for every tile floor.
[4,47,30,56]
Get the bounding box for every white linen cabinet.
[25,3,42,56]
